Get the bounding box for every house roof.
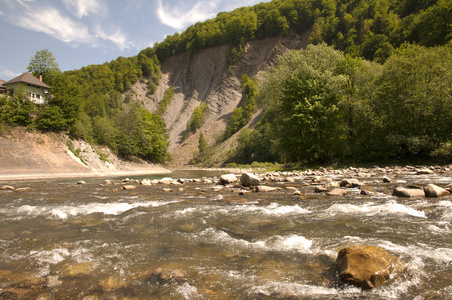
[4,72,50,89]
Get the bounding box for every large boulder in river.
[392,187,425,198]
[424,184,450,198]
[336,246,405,290]
[240,173,260,187]
[219,174,237,185]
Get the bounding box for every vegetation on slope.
[230,42,452,164]
[151,0,451,64]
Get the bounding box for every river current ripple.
[0,170,451,299]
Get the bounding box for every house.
[0,80,7,94]
[2,72,50,104]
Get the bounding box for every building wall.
[6,83,48,104]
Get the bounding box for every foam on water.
[12,200,180,219]
[175,202,311,218]
[438,200,452,220]
[325,200,426,218]
[195,228,312,253]
[251,281,343,298]
[174,282,201,299]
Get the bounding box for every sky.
[0,0,271,80]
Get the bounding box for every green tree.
[198,133,208,156]
[27,49,60,81]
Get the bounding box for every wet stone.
[327,189,348,196]
[1,185,15,190]
[145,263,188,286]
[123,185,137,190]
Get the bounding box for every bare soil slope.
[0,128,168,180]
[131,34,310,167]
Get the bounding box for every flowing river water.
[0,169,451,299]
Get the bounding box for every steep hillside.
[130,34,310,166]
[0,127,168,180]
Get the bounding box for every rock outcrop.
[138,35,310,167]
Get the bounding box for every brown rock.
[392,187,425,198]
[255,186,279,192]
[336,246,405,289]
[315,186,328,193]
[240,173,260,187]
[424,184,450,198]
[416,168,434,175]
[123,185,137,190]
[219,174,238,185]
[145,263,187,285]
[1,185,15,190]
[327,189,348,196]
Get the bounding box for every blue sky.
[0,0,270,80]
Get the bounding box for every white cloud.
[157,0,220,30]
[63,0,106,18]
[0,1,133,50]
[0,64,21,80]
[94,25,131,50]
[14,6,92,45]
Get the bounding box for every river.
[0,169,451,299]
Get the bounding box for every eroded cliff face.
[132,34,310,166]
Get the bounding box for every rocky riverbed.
[1,165,451,299]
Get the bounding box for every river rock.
[424,184,450,198]
[123,185,136,190]
[336,246,405,289]
[100,275,127,292]
[159,177,173,185]
[145,263,187,285]
[340,179,354,187]
[284,177,295,183]
[255,186,279,192]
[327,189,348,196]
[141,179,152,186]
[15,187,31,192]
[382,177,392,183]
[416,168,434,175]
[219,174,237,185]
[315,186,328,193]
[360,189,374,196]
[240,173,260,187]
[77,181,87,185]
[1,185,15,190]
[392,187,425,198]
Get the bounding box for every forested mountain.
[1,0,450,166]
[152,0,450,63]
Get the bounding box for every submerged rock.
[424,184,450,198]
[336,246,405,289]
[145,263,187,285]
